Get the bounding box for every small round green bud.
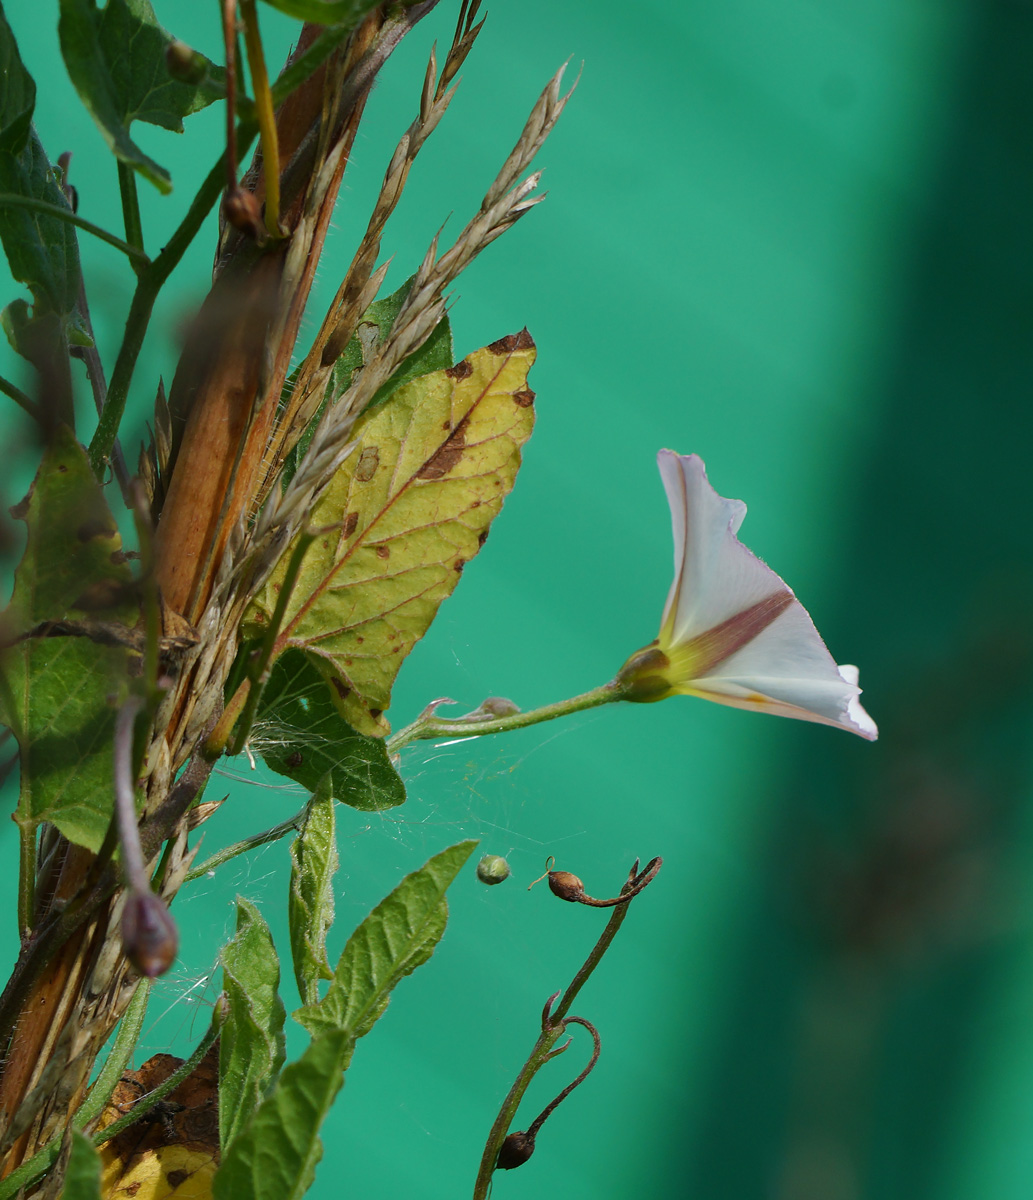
[476,854,511,886]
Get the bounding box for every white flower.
[617,451,877,740]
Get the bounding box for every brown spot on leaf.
[417,418,468,480]
[330,678,351,700]
[454,558,466,573]
[478,529,489,547]
[370,707,383,719]
[488,329,535,355]
[355,446,379,482]
[342,511,359,537]
[125,1184,141,1197]
[513,389,535,408]
[77,517,114,542]
[166,1170,189,1189]
[56,463,68,473]
[375,545,390,559]
[286,750,303,768]
[110,549,129,565]
[445,359,473,380]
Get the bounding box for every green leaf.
[215,840,477,1200]
[219,899,287,1150]
[295,839,477,1037]
[0,6,35,154]
[0,124,81,317]
[58,0,225,193]
[281,276,453,489]
[258,0,377,26]
[255,650,406,811]
[289,780,339,1007]
[246,332,536,736]
[213,1029,350,1200]
[60,1131,102,1200]
[0,428,135,851]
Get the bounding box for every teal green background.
[3,1,1033,1197]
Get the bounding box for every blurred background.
[2,0,1033,1197]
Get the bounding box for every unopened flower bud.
[165,40,208,84]
[497,1130,535,1170]
[476,854,511,886]
[122,888,178,978]
[547,870,585,903]
[222,187,264,240]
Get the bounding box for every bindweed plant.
[0,1,876,1197]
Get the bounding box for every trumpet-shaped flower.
[617,451,877,740]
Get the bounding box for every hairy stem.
[0,194,149,265]
[388,682,621,754]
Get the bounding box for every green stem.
[116,162,144,255]
[472,1023,566,1199]
[0,372,40,420]
[240,0,281,235]
[94,1013,222,1148]
[75,979,151,1131]
[472,859,659,1198]
[0,194,149,266]
[17,824,36,940]
[184,801,309,884]
[388,682,621,755]
[87,128,257,479]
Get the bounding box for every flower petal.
[658,450,785,644]
[656,450,877,741]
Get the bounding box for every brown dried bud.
[497,1130,535,1170]
[165,40,208,84]
[122,888,179,978]
[547,870,585,903]
[222,187,265,240]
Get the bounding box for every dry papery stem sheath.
[472,857,662,1198]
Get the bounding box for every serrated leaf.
[0,7,35,154]
[0,428,135,851]
[58,0,225,193]
[289,779,338,1007]
[61,1130,102,1200]
[219,899,287,1150]
[213,1029,350,1200]
[0,124,81,318]
[281,276,452,489]
[255,649,406,811]
[295,839,477,1037]
[246,331,536,736]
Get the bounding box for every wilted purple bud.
[122,888,179,978]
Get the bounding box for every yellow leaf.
[96,1049,219,1200]
[245,331,537,736]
